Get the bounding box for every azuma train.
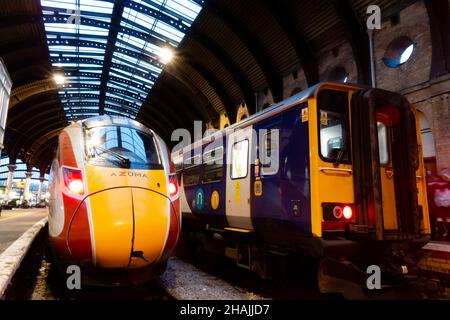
[174,82,431,296]
[48,115,180,285]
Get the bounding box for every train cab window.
[317,90,351,164]
[377,122,389,165]
[231,140,249,179]
[85,125,163,170]
[261,129,279,176]
[202,146,223,183]
[183,154,201,186]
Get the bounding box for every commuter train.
[174,82,431,296]
[48,115,180,285]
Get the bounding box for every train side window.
[183,167,200,186]
[231,140,249,179]
[184,154,201,169]
[202,146,223,183]
[377,122,389,165]
[261,129,279,176]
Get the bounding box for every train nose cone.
[85,187,170,269]
[127,188,170,269]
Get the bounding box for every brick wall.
[280,0,450,174]
[405,76,450,172]
[374,1,432,92]
[282,69,308,100]
[317,41,358,84]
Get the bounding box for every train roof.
[177,82,363,155]
[80,115,156,136]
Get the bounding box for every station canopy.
[40,0,203,120]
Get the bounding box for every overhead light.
[54,74,66,85]
[158,47,174,64]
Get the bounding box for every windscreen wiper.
[94,146,131,168]
[334,133,348,165]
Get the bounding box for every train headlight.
[62,167,85,196]
[69,179,84,195]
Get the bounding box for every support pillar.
[37,176,45,203]
[3,164,16,204]
[23,171,33,205]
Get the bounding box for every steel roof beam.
[127,0,198,27]
[328,0,371,85]
[191,31,256,115]
[207,0,283,102]
[425,0,450,78]
[43,14,170,47]
[50,57,158,83]
[99,0,124,115]
[59,92,140,110]
[149,73,211,122]
[145,91,196,128]
[182,56,236,123]
[261,0,319,86]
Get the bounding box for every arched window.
[327,66,349,83]
[382,36,416,68]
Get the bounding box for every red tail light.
[343,206,353,220]
[168,174,179,199]
[62,167,84,195]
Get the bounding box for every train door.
[310,89,355,238]
[377,117,397,231]
[351,89,425,240]
[226,127,254,230]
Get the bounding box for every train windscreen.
[84,125,163,170]
[317,90,351,164]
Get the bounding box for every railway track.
[2,224,449,300]
[2,226,263,300]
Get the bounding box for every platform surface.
[423,240,450,253]
[0,209,48,254]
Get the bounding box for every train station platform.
[420,241,450,298]
[0,209,48,254]
[0,208,48,297]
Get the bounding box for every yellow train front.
[48,115,180,286]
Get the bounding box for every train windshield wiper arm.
[94,146,131,168]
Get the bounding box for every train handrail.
[319,167,353,174]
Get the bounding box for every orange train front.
[47,115,180,285]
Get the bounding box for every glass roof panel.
[41,0,203,119]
